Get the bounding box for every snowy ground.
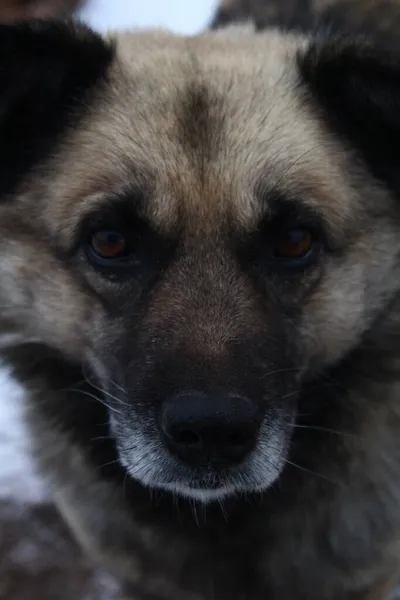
[77,0,218,34]
[0,368,48,504]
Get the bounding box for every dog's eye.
[273,229,312,259]
[86,229,136,274]
[271,228,320,268]
[90,230,129,259]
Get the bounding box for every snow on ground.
[77,0,218,34]
[0,367,48,503]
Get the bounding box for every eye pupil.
[273,229,313,260]
[91,230,128,259]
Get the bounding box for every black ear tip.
[299,34,352,77]
[298,30,400,199]
[0,17,115,200]
[299,32,400,83]
[0,18,113,64]
[0,18,115,92]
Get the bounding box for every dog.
[2,1,400,598]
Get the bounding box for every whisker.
[99,458,122,469]
[91,434,114,443]
[217,496,228,522]
[288,423,359,439]
[87,376,130,408]
[81,365,131,409]
[260,367,301,380]
[100,372,128,396]
[191,499,200,528]
[280,389,301,401]
[283,458,340,485]
[67,387,124,416]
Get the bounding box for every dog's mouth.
[89,334,299,501]
[111,401,294,503]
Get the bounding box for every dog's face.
[1,22,400,502]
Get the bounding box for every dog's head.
[1,21,400,502]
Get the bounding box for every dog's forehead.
[46,30,358,239]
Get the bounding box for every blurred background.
[0,0,218,32]
[79,0,218,34]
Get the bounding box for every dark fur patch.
[318,1,400,41]
[176,78,225,179]
[211,0,400,41]
[210,0,315,32]
[299,35,400,198]
[178,81,213,155]
[0,20,114,199]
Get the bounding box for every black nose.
[160,394,260,467]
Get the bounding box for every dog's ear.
[0,20,114,198]
[300,35,400,195]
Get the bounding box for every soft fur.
[2,2,400,599]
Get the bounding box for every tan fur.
[42,30,355,234]
[11,28,394,371]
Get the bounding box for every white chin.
[117,417,289,503]
[157,482,241,503]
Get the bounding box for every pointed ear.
[0,20,114,198]
[299,35,400,195]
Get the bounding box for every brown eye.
[90,230,128,259]
[273,228,314,260]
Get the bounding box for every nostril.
[171,427,201,447]
[160,393,260,466]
